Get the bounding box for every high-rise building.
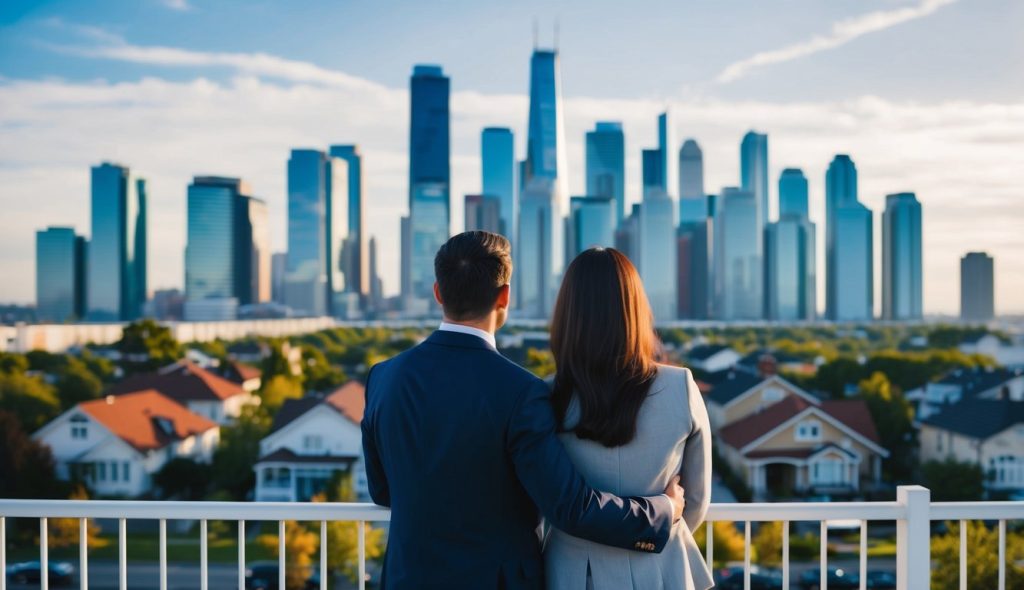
[740,131,769,230]
[615,204,642,265]
[639,195,677,322]
[518,47,567,318]
[368,236,384,314]
[329,145,368,299]
[184,176,270,320]
[778,168,809,218]
[714,187,761,320]
[285,149,347,317]
[567,196,615,259]
[677,221,711,320]
[833,202,874,321]
[271,252,287,304]
[86,162,147,321]
[403,65,451,312]
[678,139,705,223]
[36,227,86,322]
[641,148,663,201]
[464,194,502,234]
[657,111,674,200]
[585,122,625,225]
[960,252,994,321]
[825,154,859,320]
[882,192,923,320]
[481,128,516,241]
[765,218,816,321]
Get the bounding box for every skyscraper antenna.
[533,18,538,49]
[554,19,559,50]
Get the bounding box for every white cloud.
[161,0,192,11]
[716,0,958,83]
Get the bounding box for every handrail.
[0,500,391,521]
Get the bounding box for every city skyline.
[2,1,1023,314]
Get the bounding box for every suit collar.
[426,329,498,352]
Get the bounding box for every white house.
[254,381,368,502]
[685,344,742,374]
[959,334,1024,368]
[33,390,219,498]
[107,360,258,424]
[906,367,1024,421]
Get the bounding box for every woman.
[544,247,714,590]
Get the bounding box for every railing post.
[896,485,930,590]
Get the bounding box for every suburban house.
[33,390,219,498]
[685,344,742,374]
[219,360,263,392]
[733,349,817,377]
[107,360,258,424]
[906,367,1024,421]
[254,381,368,502]
[919,397,1024,494]
[959,334,1024,368]
[702,369,821,429]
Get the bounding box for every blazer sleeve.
[361,367,390,507]
[680,368,713,532]
[507,379,675,553]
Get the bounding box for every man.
[362,231,684,588]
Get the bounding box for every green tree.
[0,410,67,498]
[260,375,303,412]
[0,353,29,375]
[812,357,864,398]
[523,348,556,379]
[153,457,212,500]
[258,521,318,590]
[301,346,347,393]
[0,371,61,430]
[313,474,385,582]
[261,339,296,381]
[212,404,272,499]
[55,358,103,409]
[921,458,985,501]
[856,372,916,481]
[117,319,183,374]
[931,521,1024,590]
[752,521,783,566]
[692,521,747,567]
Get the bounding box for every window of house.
[303,435,323,451]
[97,462,106,481]
[795,419,822,442]
[123,461,131,482]
[111,461,119,482]
[762,387,784,404]
[812,458,846,485]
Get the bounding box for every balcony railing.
[1,485,1021,590]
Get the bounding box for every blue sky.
[1,0,1022,313]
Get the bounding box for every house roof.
[745,443,857,460]
[686,344,735,361]
[255,448,358,465]
[703,370,766,405]
[268,381,366,434]
[107,360,247,403]
[934,367,1022,398]
[79,390,217,453]
[736,349,804,369]
[226,360,262,383]
[921,398,1024,440]
[718,396,881,451]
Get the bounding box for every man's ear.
[495,284,510,310]
[433,282,443,306]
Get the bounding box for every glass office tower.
[740,131,769,230]
[86,162,147,321]
[657,111,674,200]
[285,150,346,317]
[882,192,923,320]
[641,149,663,201]
[519,47,567,318]
[825,154,860,320]
[714,188,761,320]
[329,145,368,298]
[960,252,994,321]
[833,202,874,321]
[678,139,706,223]
[567,196,615,259]
[404,65,450,311]
[481,128,516,241]
[778,168,809,218]
[464,194,502,234]
[640,195,677,322]
[677,220,711,320]
[585,122,625,224]
[36,227,85,322]
[765,218,816,321]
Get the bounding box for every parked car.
[798,567,859,590]
[716,565,783,590]
[244,562,319,590]
[6,561,74,586]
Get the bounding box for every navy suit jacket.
[362,330,674,589]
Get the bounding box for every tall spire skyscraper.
[678,139,705,223]
[519,46,567,318]
[740,131,769,229]
[657,111,675,201]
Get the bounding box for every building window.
[123,461,131,482]
[812,458,846,486]
[111,461,119,482]
[97,462,106,481]
[71,426,88,439]
[795,419,822,442]
[303,435,323,451]
[762,387,784,404]
[989,455,1023,488]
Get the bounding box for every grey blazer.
[543,365,714,590]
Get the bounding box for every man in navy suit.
[362,231,684,589]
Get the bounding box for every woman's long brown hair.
[550,247,659,447]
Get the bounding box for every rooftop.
[79,390,217,452]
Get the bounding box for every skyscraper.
[825,154,858,319]
[740,131,769,229]
[639,195,677,322]
[403,65,451,312]
[36,227,86,322]
[714,188,761,320]
[678,139,706,223]
[285,149,347,317]
[567,196,615,259]
[271,252,287,304]
[765,218,816,321]
[481,128,516,240]
[657,111,675,200]
[368,236,384,314]
[882,192,923,320]
[778,168,809,218]
[329,145,368,299]
[585,122,625,224]
[677,220,711,320]
[464,194,502,234]
[833,203,874,321]
[641,148,663,201]
[519,47,567,318]
[86,162,147,321]
[960,252,994,321]
[184,177,270,320]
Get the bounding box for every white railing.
[1,485,1021,590]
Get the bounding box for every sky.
[1,0,1022,315]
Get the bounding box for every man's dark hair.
[434,231,512,321]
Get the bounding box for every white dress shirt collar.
[438,321,497,349]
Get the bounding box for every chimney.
[758,353,778,378]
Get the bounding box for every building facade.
[740,131,769,230]
[87,162,147,321]
[464,194,502,234]
[714,188,761,320]
[567,196,615,259]
[960,252,995,321]
[882,192,923,320]
[36,227,86,323]
[678,139,706,223]
[329,145,369,299]
[585,122,625,225]
[765,218,816,321]
[639,195,677,322]
[481,127,516,241]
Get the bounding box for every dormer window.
[303,435,323,451]
[70,414,88,439]
[795,419,822,442]
[761,387,784,404]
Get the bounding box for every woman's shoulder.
[652,363,695,390]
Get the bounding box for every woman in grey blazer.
[543,248,714,590]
